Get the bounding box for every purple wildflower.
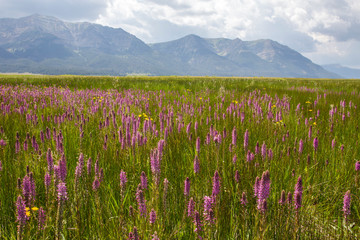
[23,175,36,205]
[38,207,46,230]
[16,196,28,225]
[0,139,7,147]
[206,209,216,225]
[203,196,213,221]
[313,137,319,152]
[343,190,351,221]
[244,129,249,150]
[255,141,260,154]
[234,170,240,183]
[149,209,157,224]
[293,176,303,210]
[294,176,303,194]
[294,191,302,210]
[140,171,148,189]
[57,181,68,202]
[232,127,237,146]
[94,157,99,176]
[232,154,237,164]
[298,139,304,154]
[212,170,221,197]
[186,122,192,135]
[267,148,274,160]
[92,177,100,191]
[57,155,67,182]
[150,148,161,184]
[355,161,360,171]
[196,137,201,153]
[184,177,190,196]
[260,199,267,213]
[187,197,195,218]
[331,138,336,149]
[87,157,92,176]
[136,188,147,217]
[75,153,84,178]
[15,139,20,153]
[120,170,127,189]
[261,142,267,159]
[194,155,200,174]
[257,170,271,211]
[246,150,252,162]
[44,172,51,191]
[193,210,203,235]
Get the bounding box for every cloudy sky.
[1,0,360,68]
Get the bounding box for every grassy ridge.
[0,75,359,239]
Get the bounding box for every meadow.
[0,75,359,239]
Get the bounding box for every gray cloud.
[142,0,192,10]
[1,0,360,67]
[0,0,107,21]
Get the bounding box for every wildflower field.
[0,75,360,239]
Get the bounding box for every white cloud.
[1,0,360,66]
[95,0,360,66]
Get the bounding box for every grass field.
[0,75,359,239]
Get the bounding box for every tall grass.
[0,75,359,239]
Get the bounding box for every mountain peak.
[20,14,62,24]
[182,34,202,39]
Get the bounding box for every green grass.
[0,75,359,239]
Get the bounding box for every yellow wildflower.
[309,109,313,112]
[313,122,317,125]
[306,101,311,104]
[31,207,39,211]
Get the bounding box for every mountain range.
[0,14,353,78]
[322,64,360,79]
